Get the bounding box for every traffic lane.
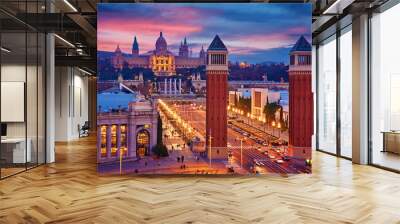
[172,104,296,173]
[227,129,285,173]
[227,128,295,174]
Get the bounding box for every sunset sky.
[98,3,311,64]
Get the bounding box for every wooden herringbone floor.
[1,136,400,224]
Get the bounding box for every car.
[275,159,284,164]
[282,156,290,161]
[271,141,280,146]
[263,151,269,155]
[262,142,268,146]
[253,159,261,166]
[269,155,276,159]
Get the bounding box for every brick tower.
[288,36,313,160]
[206,35,228,160]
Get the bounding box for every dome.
[155,32,167,53]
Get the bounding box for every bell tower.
[288,36,313,160]
[206,35,228,160]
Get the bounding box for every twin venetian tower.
[206,35,228,159]
[288,36,313,160]
[205,35,313,161]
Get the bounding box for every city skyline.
[98,3,311,64]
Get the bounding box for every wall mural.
[97,3,313,175]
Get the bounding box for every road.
[168,102,308,174]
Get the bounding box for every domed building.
[112,32,207,76]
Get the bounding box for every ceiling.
[0,0,390,75]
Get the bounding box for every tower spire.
[132,36,139,56]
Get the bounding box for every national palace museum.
[112,32,207,76]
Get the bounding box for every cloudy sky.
[98,3,311,64]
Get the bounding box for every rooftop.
[290,36,311,52]
[208,35,227,51]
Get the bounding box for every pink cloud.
[98,18,203,52]
[226,33,295,53]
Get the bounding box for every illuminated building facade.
[97,100,158,163]
[112,32,207,76]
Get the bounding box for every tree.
[157,115,163,145]
[237,96,251,113]
[152,144,169,157]
[234,92,238,106]
[263,102,280,124]
[152,114,169,157]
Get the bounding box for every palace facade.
[97,99,158,163]
[112,32,207,76]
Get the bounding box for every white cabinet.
[1,138,31,163]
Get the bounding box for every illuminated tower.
[288,36,313,160]
[206,35,228,159]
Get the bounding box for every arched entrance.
[136,129,150,158]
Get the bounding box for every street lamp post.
[240,139,243,168]
[277,122,281,139]
[272,121,276,137]
[262,118,266,132]
[236,137,246,168]
[209,129,212,168]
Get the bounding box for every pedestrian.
[177,157,180,163]
[181,155,184,163]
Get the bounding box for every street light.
[208,129,214,168]
[236,137,246,168]
[277,122,281,138]
[262,118,266,132]
[272,121,276,136]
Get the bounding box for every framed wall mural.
[97,3,313,175]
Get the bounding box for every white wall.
[312,45,317,150]
[55,67,89,141]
